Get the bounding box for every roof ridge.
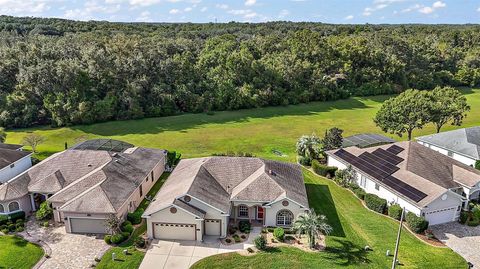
[230,164,266,198]
[56,174,110,211]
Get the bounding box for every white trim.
[7,201,20,212]
[265,196,307,209]
[416,139,478,161]
[175,194,226,214]
[143,203,203,219]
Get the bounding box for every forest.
[0,15,479,128]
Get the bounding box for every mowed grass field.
[0,235,44,269]
[6,88,480,161]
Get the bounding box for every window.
[139,184,143,197]
[276,210,294,226]
[375,183,380,190]
[238,205,249,217]
[8,201,19,212]
[360,175,367,188]
[0,204,4,213]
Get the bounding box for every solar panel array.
[342,133,396,148]
[386,145,404,155]
[71,139,134,152]
[333,147,427,202]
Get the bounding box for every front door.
[256,206,264,220]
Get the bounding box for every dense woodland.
[0,16,479,128]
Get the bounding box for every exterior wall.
[62,212,109,233]
[420,190,463,224]
[0,195,32,215]
[418,141,476,167]
[232,201,264,221]
[0,155,32,183]
[264,199,308,227]
[327,156,348,170]
[184,196,227,238]
[146,205,203,241]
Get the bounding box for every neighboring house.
[0,139,166,234]
[143,157,309,241]
[417,127,480,167]
[326,141,480,226]
[342,133,396,148]
[0,143,32,183]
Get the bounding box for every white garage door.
[205,219,221,236]
[70,218,107,234]
[425,207,457,225]
[153,223,196,240]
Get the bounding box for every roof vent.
[268,170,276,176]
[87,164,92,167]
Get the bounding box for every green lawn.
[7,88,480,161]
[96,172,170,269]
[0,235,44,269]
[192,170,466,269]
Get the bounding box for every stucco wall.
[0,155,32,183]
[327,155,348,170]
[146,205,203,241]
[184,196,228,237]
[264,199,308,227]
[0,195,32,215]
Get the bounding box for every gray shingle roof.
[0,148,31,170]
[0,143,23,150]
[417,127,480,160]
[144,157,309,216]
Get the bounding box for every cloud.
[344,15,354,20]
[64,0,121,20]
[136,10,151,21]
[200,6,207,12]
[184,7,192,12]
[245,0,256,6]
[129,0,161,6]
[278,9,289,19]
[216,4,228,9]
[0,0,51,15]
[362,2,389,16]
[478,7,480,12]
[432,1,446,8]
[402,1,445,15]
[169,8,180,14]
[227,8,267,22]
[418,6,433,14]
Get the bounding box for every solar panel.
[359,152,399,175]
[372,148,403,165]
[386,145,404,155]
[382,176,427,202]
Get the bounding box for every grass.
[95,172,170,269]
[0,235,44,269]
[192,170,466,269]
[6,88,480,161]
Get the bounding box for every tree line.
[0,16,479,128]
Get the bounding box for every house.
[0,143,32,183]
[326,141,480,226]
[142,157,309,241]
[417,127,480,167]
[0,139,166,234]
[342,133,396,149]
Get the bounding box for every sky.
[0,0,479,24]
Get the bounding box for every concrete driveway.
[431,222,480,268]
[139,228,260,269]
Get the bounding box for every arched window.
[276,209,293,226]
[238,205,249,217]
[8,201,20,212]
[0,204,4,213]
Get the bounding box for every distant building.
[0,143,32,183]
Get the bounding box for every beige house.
[0,139,166,234]
[143,157,309,241]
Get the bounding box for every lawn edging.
[307,167,448,248]
[15,232,50,269]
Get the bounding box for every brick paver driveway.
[139,227,260,269]
[431,222,480,268]
[21,220,110,269]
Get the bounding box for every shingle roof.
[0,143,23,150]
[417,127,480,160]
[0,148,31,170]
[144,157,309,216]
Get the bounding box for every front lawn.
[192,170,466,269]
[0,235,44,269]
[96,172,170,269]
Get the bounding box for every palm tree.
[296,134,322,160]
[293,209,333,249]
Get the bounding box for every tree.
[428,86,470,133]
[296,134,322,161]
[35,201,53,221]
[293,209,333,249]
[0,127,6,143]
[374,89,430,140]
[22,133,45,153]
[322,127,344,151]
[105,214,121,235]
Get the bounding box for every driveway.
[431,222,480,268]
[20,220,110,269]
[139,227,260,269]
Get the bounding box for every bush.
[267,227,275,233]
[36,202,53,221]
[312,160,337,178]
[472,205,480,220]
[15,226,24,232]
[475,160,480,170]
[225,238,232,243]
[110,233,125,244]
[247,247,254,253]
[406,212,429,234]
[364,194,387,214]
[1,228,8,234]
[43,221,49,227]
[134,237,146,248]
[104,235,112,244]
[388,204,403,220]
[8,223,15,232]
[121,222,134,234]
[254,235,267,250]
[459,211,469,224]
[0,211,26,225]
[127,208,144,225]
[467,218,480,227]
[298,156,311,166]
[121,231,130,239]
[233,234,241,243]
[0,215,7,225]
[238,220,251,233]
[352,188,366,200]
[273,227,285,242]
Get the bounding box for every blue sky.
[0,0,479,24]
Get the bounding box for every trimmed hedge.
[254,235,267,250]
[127,208,144,225]
[0,211,25,225]
[352,188,366,200]
[239,220,251,233]
[364,194,387,214]
[312,160,337,178]
[406,212,429,234]
[388,204,403,220]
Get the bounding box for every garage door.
[70,218,107,234]
[424,207,457,225]
[205,219,221,236]
[153,223,196,240]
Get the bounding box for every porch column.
[234,206,237,224]
[248,206,252,223]
[30,194,35,211]
[263,207,266,226]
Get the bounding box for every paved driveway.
[431,222,480,268]
[139,228,260,269]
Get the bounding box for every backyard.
[0,235,44,269]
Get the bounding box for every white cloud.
[184,7,192,12]
[245,0,256,6]
[278,9,289,18]
[227,8,267,22]
[129,0,161,6]
[477,7,480,12]
[64,0,121,20]
[216,4,228,9]
[401,1,445,15]
[169,8,180,14]
[433,1,446,8]
[200,6,207,12]
[418,6,433,14]
[0,0,51,15]
[344,15,354,20]
[136,10,151,21]
[362,2,389,16]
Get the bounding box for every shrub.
[267,227,275,233]
[247,247,254,253]
[424,229,435,239]
[298,156,311,166]
[228,226,237,234]
[127,208,144,225]
[8,223,15,232]
[0,215,7,225]
[110,233,125,244]
[43,221,49,227]
[364,194,387,214]
[8,211,26,222]
[121,223,134,234]
[467,218,480,227]
[36,202,53,221]
[240,235,246,239]
[15,226,24,232]
[352,188,366,200]
[225,238,232,243]
[273,227,285,242]
[233,234,241,243]
[104,235,112,244]
[475,160,480,170]
[406,212,429,234]
[312,160,337,178]
[261,228,267,234]
[238,220,251,233]
[459,211,469,224]
[472,205,480,220]
[134,237,146,248]
[121,231,130,239]
[254,235,267,250]
[1,228,8,234]
[388,204,403,220]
